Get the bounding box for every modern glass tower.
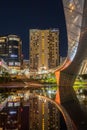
[0,35,22,70]
[7,35,22,70]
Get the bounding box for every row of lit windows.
[0,44,18,48]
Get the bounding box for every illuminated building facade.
[0,35,22,70]
[7,35,22,70]
[29,29,59,72]
[0,36,8,61]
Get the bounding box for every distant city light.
[9,111,17,114]
[10,54,18,58]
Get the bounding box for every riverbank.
[0,81,25,88]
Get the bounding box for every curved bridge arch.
[54,0,87,130]
[37,95,76,130]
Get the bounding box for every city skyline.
[0,0,67,59]
[0,1,87,130]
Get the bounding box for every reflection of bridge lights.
[37,95,74,130]
[48,90,52,94]
[44,99,46,102]
[69,2,75,12]
[9,111,17,115]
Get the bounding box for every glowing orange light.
[69,3,75,12]
[55,90,60,104]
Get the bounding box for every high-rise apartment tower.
[29,29,59,72]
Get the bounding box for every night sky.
[0,0,67,59]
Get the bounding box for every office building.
[29,29,59,72]
[0,35,22,70]
[29,96,60,130]
[0,36,8,61]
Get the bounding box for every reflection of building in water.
[29,96,60,130]
[29,29,60,72]
[0,35,22,71]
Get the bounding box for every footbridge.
[53,0,87,130]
